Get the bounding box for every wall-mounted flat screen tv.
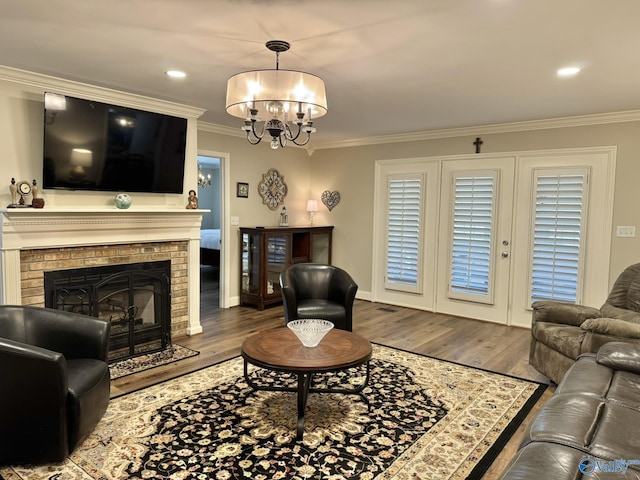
[43,92,187,194]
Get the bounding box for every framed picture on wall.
[236,182,249,198]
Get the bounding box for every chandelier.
[198,163,211,188]
[225,40,328,149]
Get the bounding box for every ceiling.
[1,0,639,149]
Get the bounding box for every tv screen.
[43,93,187,194]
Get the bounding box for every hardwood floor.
[111,276,554,479]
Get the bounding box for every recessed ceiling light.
[166,70,187,78]
[557,67,581,77]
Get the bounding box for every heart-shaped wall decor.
[321,190,341,211]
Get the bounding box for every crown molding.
[197,121,244,137]
[0,65,205,119]
[200,110,640,151]
[313,110,640,150]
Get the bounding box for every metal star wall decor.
[258,168,288,210]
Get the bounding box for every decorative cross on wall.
[473,137,483,154]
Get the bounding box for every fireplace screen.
[44,261,171,362]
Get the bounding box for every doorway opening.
[197,155,222,310]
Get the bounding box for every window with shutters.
[448,171,498,304]
[528,169,588,304]
[385,174,424,294]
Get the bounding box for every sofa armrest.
[596,342,640,374]
[0,337,70,463]
[280,284,298,324]
[532,301,601,327]
[329,273,358,307]
[0,337,68,411]
[581,317,640,339]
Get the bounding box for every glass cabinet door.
[266,233,289,297]
[242,232,260,294]
[311,231,331,264]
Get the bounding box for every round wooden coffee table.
[241,327,372,440]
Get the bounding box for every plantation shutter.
[529,169,588,304]
[385,174,424,294]
[448,172,497,304]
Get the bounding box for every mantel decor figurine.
[279,206,289,227]
[7,178,36,208]
[31,179,45,208]
[186,189,198,209]
[114,193,132,209]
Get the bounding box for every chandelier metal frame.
[225,40,327,149]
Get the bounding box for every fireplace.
[0,208,205,338]
[45,261,171,362]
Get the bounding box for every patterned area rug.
[0,345,546,480]
[109,344,200,380]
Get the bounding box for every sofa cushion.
[499,443,588,480]
[522,394,603,450]
[605,370,640,410]
[600,303,640,323]
[500,442,640,480]
[554,354,612,398]
[588,402,640,463]
[532,322,585,360]
[296,299,346,325]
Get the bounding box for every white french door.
[436,157,515,323]
[509,150,615,327]
[373,147,615,327]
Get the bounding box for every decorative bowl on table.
[287,319,334,347]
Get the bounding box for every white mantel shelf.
[0,208,208,250]
[0,207,207,335]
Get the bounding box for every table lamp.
[306,199,318,226]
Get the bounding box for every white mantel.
[0,207,206,335]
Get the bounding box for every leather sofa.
[500,342,640,479]
[530,263,640,384]
[280,263,358,331]
[0,305,111,465]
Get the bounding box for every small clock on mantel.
[8,178,35,208]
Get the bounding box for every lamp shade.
[306,199,318,212]
[226,69,327,121]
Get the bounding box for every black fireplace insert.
[44,260,171,362]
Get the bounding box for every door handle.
[501,251,509,258]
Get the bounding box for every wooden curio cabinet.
[240,226,333,310]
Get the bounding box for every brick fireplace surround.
[0,208,205,337]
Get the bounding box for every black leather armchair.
[0,305,111,465]
[280,263,358,331]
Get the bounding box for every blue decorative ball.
[114,193,132,209]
